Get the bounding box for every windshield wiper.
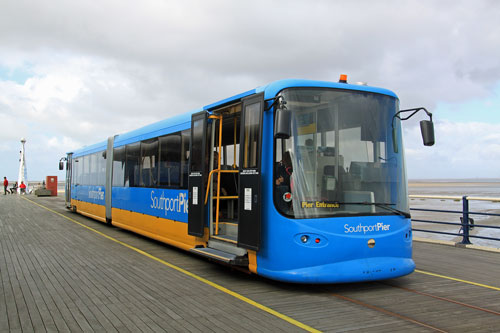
[336,202,410,218]
[372,203,411,218]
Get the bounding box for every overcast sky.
[1,0,500,182]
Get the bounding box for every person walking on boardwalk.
[3,177,8,195]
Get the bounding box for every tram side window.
[242,102,261,168]
[159,133,181,187]
[140,138,159,187]
[73,158,80,185]
[89,153,98,186]
[113,146,126,186]
[190,119,204,172]
[71,159,76,185]
[78,157,84,185]
[78,156,83,185]
[78,155,83,185]
[97,151,106,186]
[125,143,141,187]
[82,155,90,185]
[180,129,190,189]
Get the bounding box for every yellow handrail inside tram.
[205,114,240,236]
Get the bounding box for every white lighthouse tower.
[18,138,28,194]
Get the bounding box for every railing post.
[460,196,472,244]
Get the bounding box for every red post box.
[46,176,58,196]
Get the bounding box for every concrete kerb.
[413,237,500,253]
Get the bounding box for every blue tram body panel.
[255,211,414,283]
[72,185,106,205]
[112,187,188,222]
[71,185,189,223]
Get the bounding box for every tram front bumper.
[258,257,415,284]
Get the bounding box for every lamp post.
[17,138,28,194]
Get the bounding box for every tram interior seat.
[348,161,395,180]
[317,155,344,197]
[297,145,344,198]
[346,161,396,202]
[317,146,335,156]
[321,164,347,200]
[343,190,375,213]
[159,158,181,187]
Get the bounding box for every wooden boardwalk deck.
[1,194,499,332]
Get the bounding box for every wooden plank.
[3,195,500,332]
[5,235,34,332]
[10,231,57,331]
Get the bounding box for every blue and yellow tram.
[61,77,434,283]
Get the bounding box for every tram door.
[188,111,208,237]
[204,93,263,251]
[188,94,263,252]
[105,136,115,223]
[237,93,264,250]
[65,153,73,208]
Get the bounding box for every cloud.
[1,0,500,180]
[405,120,500,179]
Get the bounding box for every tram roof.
[71,79,398,156]
[259,79,398,99]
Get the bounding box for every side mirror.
[420,120,435,146]
[391,107,435,153]
[59,161,64,170]
[274,108,291,139]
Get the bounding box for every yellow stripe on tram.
[23,197,321,333]
[415,269,500,291]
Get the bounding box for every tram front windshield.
[274,88,408,218]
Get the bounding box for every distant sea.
[52,180,500,248]
[409,179,500,248]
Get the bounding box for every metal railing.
[409,195,500,245]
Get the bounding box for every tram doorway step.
[208,239,246,256]
[190,247,248,266]
[216,222,238,238]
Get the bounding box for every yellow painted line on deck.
[415,269,500,291]
[23,198,320,333]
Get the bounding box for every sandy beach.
[408,180,500,248]
[409,181,500,188]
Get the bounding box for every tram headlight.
[294,233,327,247]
